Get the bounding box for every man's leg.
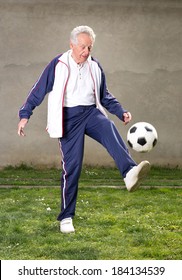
[58,135,84,222]
[57,107,86,222]
[85,108,137,178]
[85,108,150,191]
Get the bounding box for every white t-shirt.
[63,51,96,107]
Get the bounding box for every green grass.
[0,165,182,260]
[0,163,182,186]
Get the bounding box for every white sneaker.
[60,218,75,233]
[124,161,150,192]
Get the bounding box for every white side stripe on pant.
[59,140,67,209]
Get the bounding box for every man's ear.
[70,41,73,50]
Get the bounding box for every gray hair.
[70,25,96,45]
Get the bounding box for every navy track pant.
[57,105,136,221]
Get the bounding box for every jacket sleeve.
[99,63,127,121]
[18,56,59,120]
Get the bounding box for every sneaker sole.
[129,161,151,192]
[61,229,75,234]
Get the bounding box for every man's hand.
[123,112,132,125]
[18,118,28,136]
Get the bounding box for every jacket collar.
[58,50,91,65]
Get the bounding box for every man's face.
[70,33,93,64]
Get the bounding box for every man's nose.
[84,47,90,55]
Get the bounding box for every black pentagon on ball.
[137,137,147,146]
[153,138,157,147]
[130,126,137,133]
[127,140,133,148]
[145,126,153,132]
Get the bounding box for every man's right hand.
[18,118,28,136]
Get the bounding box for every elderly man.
[18,26,150,234]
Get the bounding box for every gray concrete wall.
[0,0,182,168]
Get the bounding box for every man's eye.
[79,45,92,52]
[80,45,85,50]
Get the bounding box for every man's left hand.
[123,112,132,125]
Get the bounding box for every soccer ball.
[127,122,158,153]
